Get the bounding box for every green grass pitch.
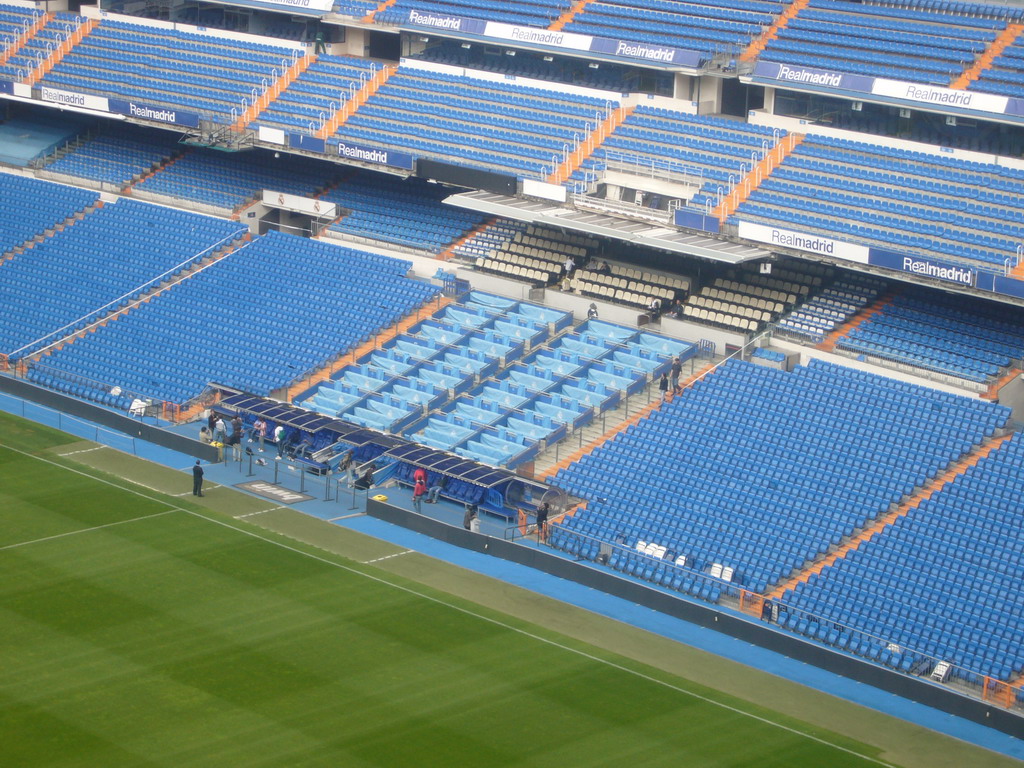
[0,415,895,767]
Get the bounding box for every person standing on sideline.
[274,424,286,458]
[587,302,599,320]
[192,460,204,496]
[251,417,267,452]
[670,356,682,393]
[207,410,217,433]
[413,466,427,486]
[214,415,227,445]
[412,477,426,512]
[536,502,549,542]
[658,372,669,401]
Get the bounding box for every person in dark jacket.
[192,460,204,497]
[536,502,549,542]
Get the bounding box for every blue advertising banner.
[109,98,200,128]
[589,37,701,68]
[288,133,326,154]
[406,10,487,34]
[868,248,975,287]
[975,271,996,293]
[992,275,1024,299]
[752,61,875,94]
[674,208,719,233]
[337,140,415,170]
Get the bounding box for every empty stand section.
[362,0,397,23]
[334,0,380,18]
[740,0,809,61]
[560,0,782,61]
[41,126,183,189]
[548,358,1009,599]
[315,62,396,140]
[328,67,610,180]
[24,14,95,87]
[758,0,1003,84]
[712,132,803,223]
[0,4,47,70]
[40,20,302,123]
[30,231,439,407]
[1,195,243,358]
[682,266,806,333]
[971,26,1024,96]
[375,0,572,27]
[132,148,342,211]
[252,54,380,134]
[0,174,97,254]
[231,51,318,132]
[549,0,596,31]
[299,297,690,469]
[584,106,786,209]
[833,287,1024,384]
[319,169,488,253]
[950,22,1024,89]
[774,430,1024,683]
[733,134,1024,270]
[571,261,689,310]
[412,41,662,93]
[547,103,633,186]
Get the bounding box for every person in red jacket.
[413,477,426,513]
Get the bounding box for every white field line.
[2,440,897,766]
[0,510,177,552]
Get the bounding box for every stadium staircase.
[739,0,810,62]
[437,218,498,261]
[315,64,397,140]
[0,11,51,66]
[25,16,95,86]
[362,0,397,23]
[765,432,1014,601]
[983,368,1020,400]
[123,149,190,195]
[950,23,1024,89]
[280,295,455,402]
[231,53,318,132]
[547,104,635,186]
[817,292,895,352]
[536,360,717,480]
[713,133,803,224]
[1008,257,1024,280]
[549,0,596,31]
[2,199,99,266]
